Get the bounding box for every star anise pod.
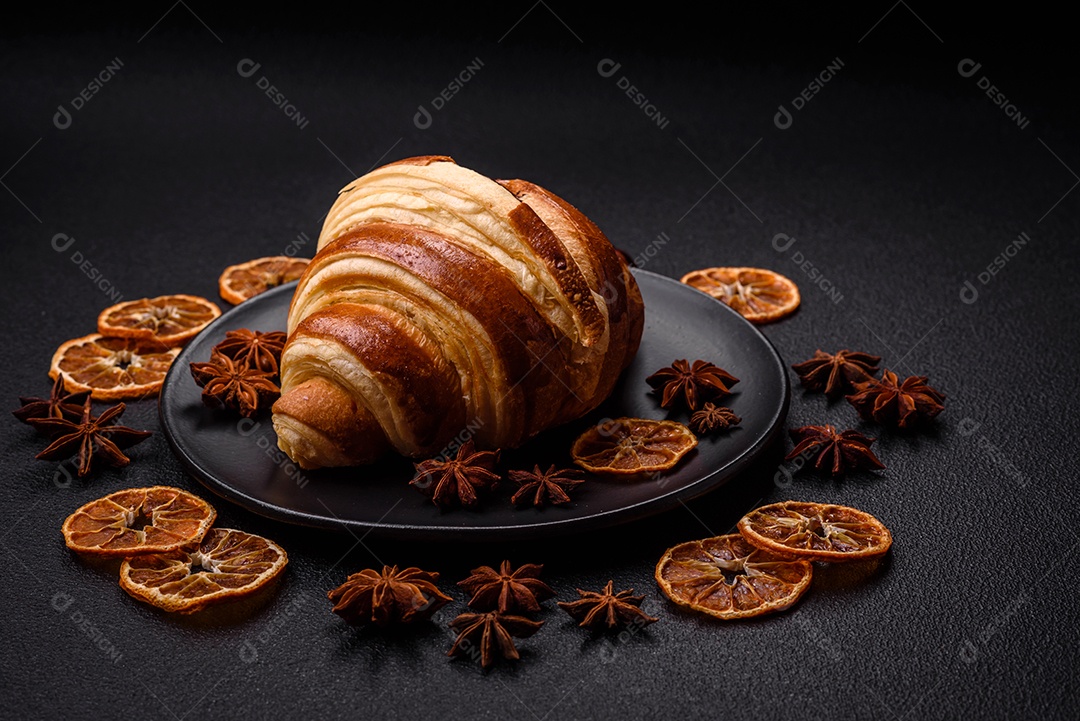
[13,374,90,428]
[458,560,555,613]
[646,359,739,411]
[786,424,885,477]
[28,397,152,477]
[212,329,288,374]
[846,369,945,429]
[410,439,500,508]
[190,351,280,417]
[328,565,452,627]
[508,464,584,507]
[558,580,659,631]
[447,611,544,669]
[688,402,741,435]
[791,349,881,397]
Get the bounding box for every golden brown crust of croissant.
[320,156,607,351]
[272,157,644,468]
[498,178,645,415]
[272,377,387,467]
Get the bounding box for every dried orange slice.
[97,294,221,346]
[62,486,216,557]
[738,501,893,562]
[655,533,812,620]
[50,334,180,400]
[219,256,310,305]
[571,417,697,475]
[119,528,288,614]
[681,267,800,324]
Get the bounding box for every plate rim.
[159,269,790,540]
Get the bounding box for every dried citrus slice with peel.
[738,501,893,562]
[119,528,288,614]
[681,267,800,324]
[62,486,216,557]
[219,256,310,305]
[572,417,697,475]
[50,334,180,400]
[97,294,221,346]
[655,533,812,620]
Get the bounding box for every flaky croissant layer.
[272,156,643,469]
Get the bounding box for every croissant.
[271,156,644,469]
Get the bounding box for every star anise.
[846,369,945,429]
[328,565,452,627]
[212,329,288,374]
[786,424,885,477]
[410,439,500,508]
[447,611,544,669]
[791,349,881,397]
[558,580,659,631]
[688,402,741,435]
[508,464,584,507]
[28,397,152,477]
[646,359,739,411]
[13,374,90,428]
[190,351,280,417]
[458,560,555,613]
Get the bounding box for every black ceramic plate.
[159,270,789,540]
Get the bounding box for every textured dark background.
[2,6,1077,720]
